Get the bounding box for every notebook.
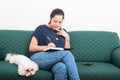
[43,47,64,51]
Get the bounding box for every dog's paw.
[9,59,15,63]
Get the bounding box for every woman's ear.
[48,18,52,24]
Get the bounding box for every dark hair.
[50,8,64,19]
[49,8,64,24]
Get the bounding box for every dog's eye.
[26,69,30,72]
[31,69,33,71]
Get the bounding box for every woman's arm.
[64,36,70,48]
[29,36,48,52]
[57,29,70,48]
[29,36,56,52]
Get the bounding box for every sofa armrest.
[112,47,120,68]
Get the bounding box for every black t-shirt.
[32,24,65,48]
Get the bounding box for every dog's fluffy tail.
[5,53,12,61]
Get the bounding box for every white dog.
[5,53,39,77]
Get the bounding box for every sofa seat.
[77,62,120,80]
[0,61,53,80]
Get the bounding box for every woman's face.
[49,15,63,31]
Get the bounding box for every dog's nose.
[30,73,33,76]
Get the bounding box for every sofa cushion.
[0,47,2,55]
[77,62,120,80]
[69,31,120,62]
[0,30,33,60]
[0,61,53,80]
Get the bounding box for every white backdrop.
[0,0,120,36]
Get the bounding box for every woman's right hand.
[47,42,56,47]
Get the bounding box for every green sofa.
[0,30,120,80]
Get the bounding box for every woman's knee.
[65,51,75,60]
[51,62,67,73]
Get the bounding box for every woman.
[29,8,80,80]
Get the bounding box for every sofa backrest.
[0,30,120,62]
[69,31,120,63]
[0,30,33,60]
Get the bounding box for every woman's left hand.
[56,29,69,38]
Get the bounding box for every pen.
[46,36,52,42]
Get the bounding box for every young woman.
[29,8,80,80]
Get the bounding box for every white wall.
[0,0,120,36]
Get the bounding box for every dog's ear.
[32,62,39,71]
[18,66,25,76]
